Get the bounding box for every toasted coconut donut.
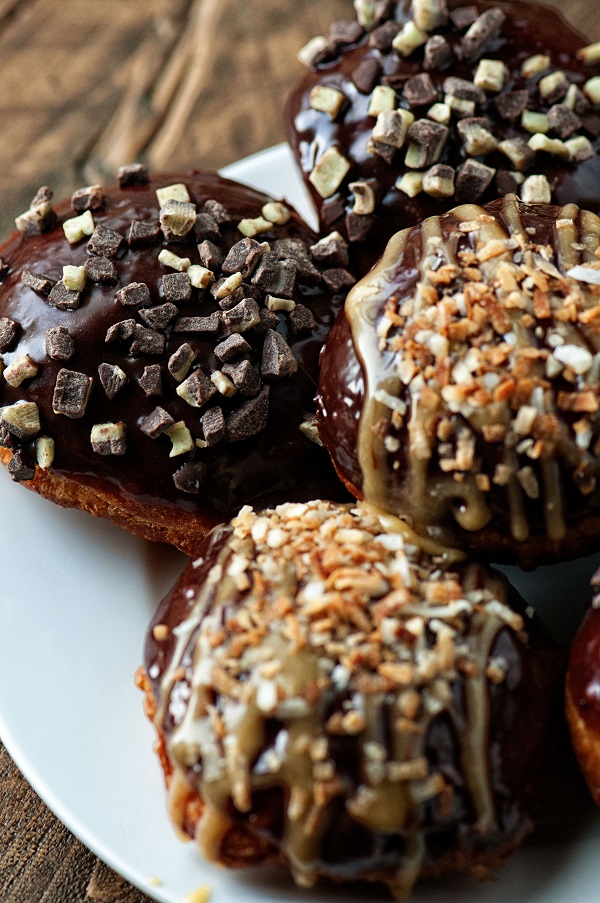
[141,500,561,897]
[286,0,600,271]
[317,196,600,568]
[0,169,352,554]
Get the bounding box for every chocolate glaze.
[143,506,562,891]
[286,0,600,271]
[0,172,351,524]
[568,604,600,735]
[317,197,600,565]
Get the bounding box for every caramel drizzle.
[346,194,600,547]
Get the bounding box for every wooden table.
[0,1,597,900]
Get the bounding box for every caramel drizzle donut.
[145,500,560,896]
[320,195,600,563]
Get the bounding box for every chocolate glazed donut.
[317,196,600,568]
[0,169,353,553]
[286,0,600,272]
[140,501,562,898]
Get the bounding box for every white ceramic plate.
[1,144,600,903]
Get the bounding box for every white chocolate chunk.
[237,217,272,237]
[392,21,428,57]
[396,172,423,197]
[349,181,376,214]
[578,42,600,64]
[444,94,476,117]
[354,0,376,26]
[539,71,569,101]
[261,202,291,225]
[297,36,330,68]
[90,422,126,455]
[164,421,194,457]
[155,183,190,206]
[521,54,550,78]
[309,85,345,119]
[4,355,38,387]
[63,210,94,244]
[422,166,455,198]
[158,249,191,271]
[309,146,351,198]
[521,111,550,134]
[520,174,552,204]
[368,85,396,117]
[412,0,448,31]
[372,110,409,147]
[210,370,237,397]
[36,436,54,470]
[266,295,296,311]
[214,272,243,299]
[474,59,506,93]
[62,265,87,292]
[427,102,451,125]
[187,265,215,289]
[527,134,570,158]
[565,135,595,162]
[584,76,600,105]
[2,401,40,438]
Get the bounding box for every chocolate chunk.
[443,76,485,104]
[495,171,522,196]
[168,343,196,381]
[424,35,453,70]
[116,282,151,307]
[172,312,222,334]
[310,231,349,267]
[98,363,127,400]
[582,113,600,138]
[329,19,364,46]
[222,238,265,278]
[198,239,224,271]
[202,199,230,224]
[547,104,581,139]
[568,85,591,115]
[368,139,397,165]
[0,256,8,282]
[87,223,126,259]
[162,272,192,303]
[225,385,269,442]
[289,304,317,334]
[222,298,261,334]
[461,9,506,59]
[7,448,35,482]
[139,303,178,331]
[0,423,13,448]
[404,73,438,108]
[117,163,149,188]
[128,220,161,248]
[21,270,55,296]
[194,212,221,243]
[48,280,81,311]
[321,195,347,227]
[407,120,449,168]
[85,256,119,285]
[0,317,17,352]
[71,185,104,213]
[271,239,322,286]
[450,6,478,29]
[322,267,356,293]
[45,326,74,361]
[222,359,261,397]
[225,283,262,307]
[105,319,136,343]
[176,369,217,408]
[251,254,296,298]
[90,422,127,455]
[139,365,163,397]
[16,188,57,235]
[254,309,280,334]
[200,406,225,446]
[130,325,166,356]
[456,159,496,202]
[173,461,206,494]
[346,212,376,243]
[261,329,298,379]
[52,369,93,418]
[214,334,251,362]
[369,20,400,51]
[140,406,175,438]
[494,90,529,122]
[351,58,381,94]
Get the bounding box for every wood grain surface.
[0,1,598,901]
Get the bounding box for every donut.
[0,167,353,554]
[139,499,562,897]
[286,0,600,271]
[317,195,600,568]
[566,567,600,805]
